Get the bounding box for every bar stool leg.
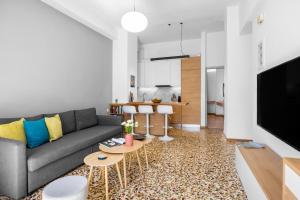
[145,113,154,138]
[130,114,134,134]
[144,145,149,169]
[159,114,174,142]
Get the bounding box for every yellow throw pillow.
[45,114,63,142]
[0,118,26,143]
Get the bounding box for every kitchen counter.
[109,102,187,136]
[110,101,188,107]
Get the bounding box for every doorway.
[206,67,224,129]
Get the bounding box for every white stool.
[138,105,154,139]
[42,176,87,200]
[123,105,137,134]
[157,105,174,142]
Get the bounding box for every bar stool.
[138,105,155,139]
[157,105,174,142]
[123,105,137,134]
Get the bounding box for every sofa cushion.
[24,118,50,149]
[75,108,98,130]
[45,111,76,135]
[0,118,26,143]
[45,114,63,142]
[26,125,121,172]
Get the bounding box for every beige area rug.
[1,129,247,200]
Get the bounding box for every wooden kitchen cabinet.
[181,57,201,124]
[170,104,182,124]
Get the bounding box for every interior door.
[181,57,201,124]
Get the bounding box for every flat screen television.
[257,56,300,151]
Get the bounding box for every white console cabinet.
[235,147,267,200]
[283,158,300,199]
[235,145,283,200]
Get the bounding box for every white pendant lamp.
[121,0,148,33]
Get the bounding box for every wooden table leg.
[135,150,142,173]
[128,153,132,170]
[88,166,94,187]
[143,145,149,169]
[105,166,108,200]
[123,153,127,188]
[116,162,123,189]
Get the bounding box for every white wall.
[224,6,253,140]
[41,0,118,40]
[239,0,260,34]
[0,0,112,117]
[112,31,138,103]
[201,32,207,127]
[206,31,226,67]
[215,69,224,115]
[241,0,300,157]
[139,38,201,60]
[127,34,138,100]
[112,30,128,103]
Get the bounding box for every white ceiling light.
[121,0,148,33]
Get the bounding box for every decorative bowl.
[133,134,146,140]
[151,98,162,103]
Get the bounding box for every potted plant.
[121,120,138,146]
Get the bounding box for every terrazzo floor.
[1,128,247,200]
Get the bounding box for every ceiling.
[45,0,239,44]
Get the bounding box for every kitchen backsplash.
[138,87,181,102]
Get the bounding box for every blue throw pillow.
[24,118,50,148]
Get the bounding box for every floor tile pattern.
[0,129,247,200]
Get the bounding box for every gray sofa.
[0,108,122,200]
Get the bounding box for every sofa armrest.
[0,138,27,199]
[97,115,123,126]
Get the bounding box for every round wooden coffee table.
[99,140,144,188]
[84,152,123,200]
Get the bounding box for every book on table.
[100,138,125,148]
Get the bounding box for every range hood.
[155,85,172,87]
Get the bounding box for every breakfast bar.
[110,102,188,135]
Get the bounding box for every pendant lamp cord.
[180,22,184,55]
[133,0,136,11]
